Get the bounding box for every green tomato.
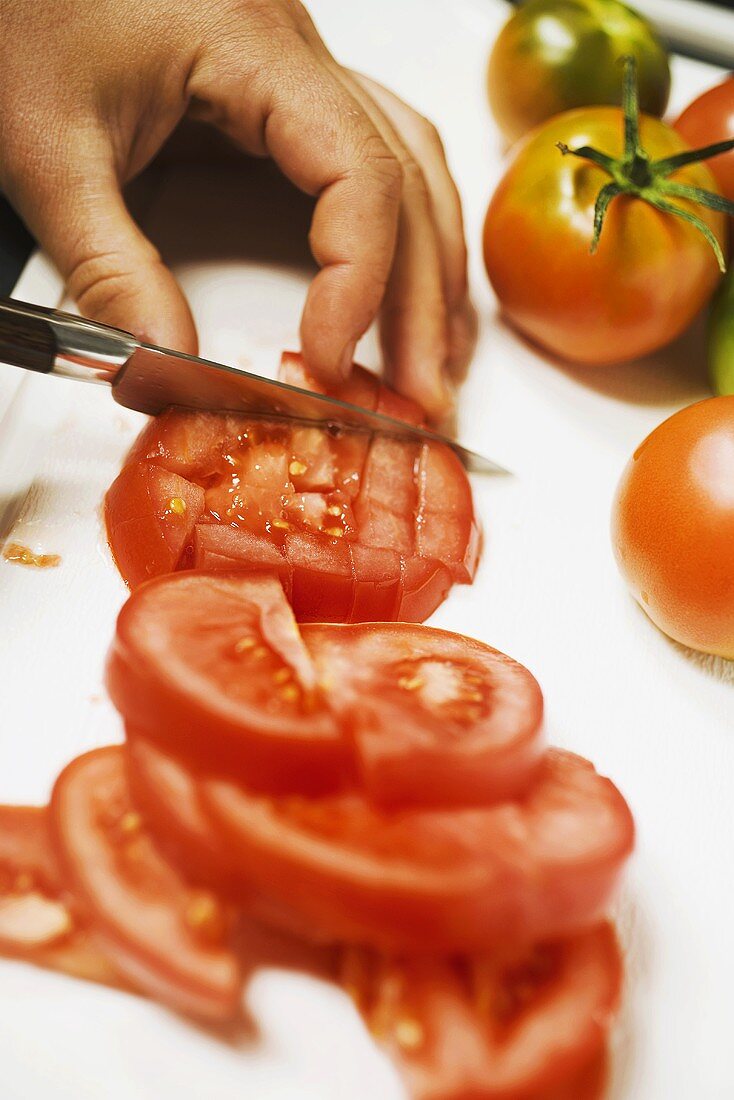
[487,0,671,143]
[709,267,734,396]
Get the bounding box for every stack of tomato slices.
[0,571,634,1098]
[104,353,480,623]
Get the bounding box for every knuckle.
[353,133,403,199]
[66,246,160,318]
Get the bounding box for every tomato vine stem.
[557,57,734,270]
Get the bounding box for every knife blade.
[0,296,507,475]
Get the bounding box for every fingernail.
[338,339,357,378]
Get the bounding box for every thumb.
[10,153,197,354]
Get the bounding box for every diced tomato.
[285,530,356,623]
[355,436,419,555]
[50,746,242,1020]
[303,622,545,808]
[399,558,454,623]
[191,524,293,596]
[105,355,479,621]
[348,545,403,623]
[202,749,634,952]
[280,351,379,411]
[417,443,480,582]
[106,573,349,794]
[105,463,204,588]
[288,426,337,491]
[126,408,246,480]
[376,386,426,427]
[341,924,619,1100]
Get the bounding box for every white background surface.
[0,1,732,1097]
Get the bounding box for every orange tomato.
[484,108,726,365]
[612,397,734,657]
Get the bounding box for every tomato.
[105,462,204,587]
[341,923,620,1099]
[484,108,727,365]
[202,749,634,952]
[487,0,670,146]
[108,573,547,808]
[676,78,734,203]
[612,396,734,658]
[106,355,477,622]
[0,806,122,987]
[50,746,242,1020]
[302,622,545,808]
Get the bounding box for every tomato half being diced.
[341,923,619,1100]
[105,463,204,588]
[302,622,545,808]
[202,749,634,952]
[105,352,479,621]
[50,746,241,1020]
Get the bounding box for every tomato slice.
[105,462,204,588]
[302,622,545,808]
[0,806,122,987]
[202,749,634,952]
[108,573,548,808]
[50,746,241,1020]
[341,923,620,1100]
[106,572,349,794]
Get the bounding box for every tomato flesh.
[202,749,634,952]
[108,573,547,809]
[50,746,241,1020]
[105,463,204,587]
[0,806,122,987]
[106,354,477,622]
[342,922,620,1099]
[302,622,545,808]
[106,572,348,794]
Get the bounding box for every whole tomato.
[612,397,734,659]
[484,106,728,365]
[488,0,670,145]
[676,78,734,203]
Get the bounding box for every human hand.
[0,0,475,422]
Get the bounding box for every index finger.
[193,42,402,380]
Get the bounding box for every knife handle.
[0,298,57,373]
[0,297,136,382]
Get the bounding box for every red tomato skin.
[612,396,734,657]
[202,749,634,953]
[399,558,454,622]
[50,747,241,1021]
[484,108,726,365]
[106,463,204,588]
[676,78,734,203]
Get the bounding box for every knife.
[0,297,504,476]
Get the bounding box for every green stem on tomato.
[557,56,734,271]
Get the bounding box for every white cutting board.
[0,2,732,1097]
